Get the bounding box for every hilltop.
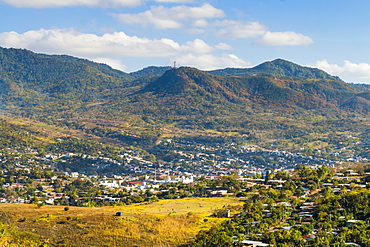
[129,65,172,78]
[1,46,370,152]
[130,66,366,115]
[208,58,341,80]
[1,47,369,117]
[128,59,340,81]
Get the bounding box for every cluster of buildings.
[0,139,368,205]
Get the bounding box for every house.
[239,240,269,247]
[210,190,228,196]
[216,210,230,218]
[99,179,124,188]
[44,198,55,205]
[346,220,364,227]
[344,243,361,246]
[180,175,194,184]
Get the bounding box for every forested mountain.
[131,66,368,115]
[1,46,370,150]
[1,46,369,119]
[126,59,341,81]
[208,59,341,80]
[2,48,370,247]
[129,66,172,78]
[43,54,132,80]
[0,47,131,100]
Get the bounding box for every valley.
[0,46,370,246]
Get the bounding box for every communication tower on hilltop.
[173,61,177,69]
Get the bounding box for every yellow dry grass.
[0,197,242,246]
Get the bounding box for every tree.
[297,166,313,178]
[316,165,330,180]
[190,226,234,247]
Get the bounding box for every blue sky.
[1,0,370,83]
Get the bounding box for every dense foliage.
[190,171,370,247]
[208,59,341,80]
[1,46,370,151]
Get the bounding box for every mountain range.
[1,46,368,112]
[1,46,370,148]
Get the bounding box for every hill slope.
[129,59,340,81]
[1,46,370,138]
[129,67,363,115]
[207,59,341,80]
[43,54,132,80]
[129,66,172,78]
[0,47,131,99]
[1,47,370,154]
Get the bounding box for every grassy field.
[0,197,242,247]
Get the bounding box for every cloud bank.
[112,4,225,29]
[111,4,313,47]
[213,20,268,39]
[154,0,195,3]
[177,53,251,70]
[258,31,314,46]
[1,0,314,47]
[1,0,143,8]
[0,28,248,71]
[0,29,212,57]
[314,59,370,83]
[0,1,317,71]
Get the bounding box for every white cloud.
[186,28,207,35]
[314,59,370,82]
[214,20,268,39]
[1,0,143,8]
[109,3,312,47]
[0,29,193,57]
[189,19,312,47]
[154,0,195,3]
[258,31,314,46]
[112,4,225,29]
[181,39,214,53]
[185,19,313,47]
[215,43,233,50]
[0,29,238,70]
[193,19,209,28]
[176,53,250,70]
[92,57,127,71]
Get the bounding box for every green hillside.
[131,67,362,114]
[129,65,172,78]
[199,59,340,80]
[0,47,133,99]
[1,46,370,152]
[44,54,132,80]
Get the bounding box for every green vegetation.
[129,65,172,78]
[0,222,47,246]
[1,166,370,246]
[190,168,370,247]
[1,46,370,155]
[209,59,341,80]
[1,46,370,246]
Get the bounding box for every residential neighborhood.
[0,137,369,246]
[0,140,368,206]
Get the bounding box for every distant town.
[1,138,368,206]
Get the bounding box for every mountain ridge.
[1,46,370,123]
[1,46,370,152]
[134,66,363,113]
[130,58,341,81]
[0,46,340,82]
